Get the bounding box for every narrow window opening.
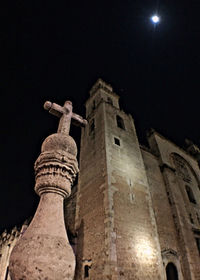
[167,191,172,205]
[130,193,135,203]
[116,115,125,130]
[186,185,196,204]
[189,213,194,224]
[5,266,9,280]
[107,97,113,105]
[196,213,200,224]
[195,238,200,255]
[166,262,178,280]
[128,178,133,186]
[89,119,95,135]
[84,265,90,278]
[92,100,95,110]
[114,137,120,146]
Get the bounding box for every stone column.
[9,101,86,280]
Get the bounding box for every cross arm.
[44,101,88,128]
[44,101,65,118]
[71,112,88,127]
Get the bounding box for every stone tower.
[74,79,164,279]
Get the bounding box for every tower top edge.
[89,78,119,99]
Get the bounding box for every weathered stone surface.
[10,235,74,280]
[73,79,200,279]
[2,80,200,280]
[75,79,164,279]
[9,193,76,280]
[35,134,79,197]
[9,100,87,280]
[146,131,200,279]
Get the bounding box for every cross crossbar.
[44,100,87,135]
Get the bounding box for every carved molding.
[35,150,79,197]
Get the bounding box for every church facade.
[1,79,200,279]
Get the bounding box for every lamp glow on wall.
[134,236,155,265]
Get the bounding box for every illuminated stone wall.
[74,96,108,280]
[104,103,164,279]
[145,131,200,279]
[73,79,200,279]
[74,79,164,279]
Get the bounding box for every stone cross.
[44,100,87,135]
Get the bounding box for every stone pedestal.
[9,133,79,279]
[9,193,75,280]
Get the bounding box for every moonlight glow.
[151,15,160,23]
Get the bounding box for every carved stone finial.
[9,100,87,280]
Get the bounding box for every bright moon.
[151,15,160,23]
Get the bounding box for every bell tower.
[75,79,164,280]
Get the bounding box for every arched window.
[186,185,196,204]
[172,154,191,183]
[166,263,178,280]
[84,265,90,278]
[116,115,125,130]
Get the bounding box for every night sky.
[1,0,200,233]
